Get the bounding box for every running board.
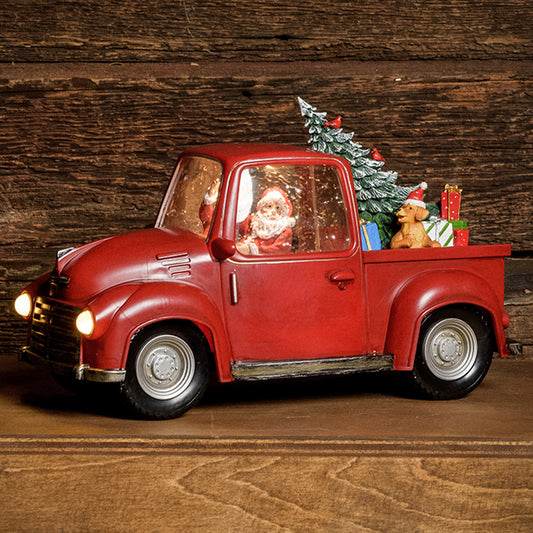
[231,354,394,381]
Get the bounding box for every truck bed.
[361,244,511,360]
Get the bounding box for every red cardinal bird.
[324,115,343,129]
[371,147,385,162]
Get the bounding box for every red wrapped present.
[441,184,462,221]
[454,229,469,246]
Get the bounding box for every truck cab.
[16,143,511,419]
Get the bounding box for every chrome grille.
[30,297,81,366]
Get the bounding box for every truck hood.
[54,227,208,302]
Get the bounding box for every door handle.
[329,270,355,290]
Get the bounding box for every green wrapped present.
[422,217,454,247]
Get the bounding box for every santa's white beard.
[248,212,295,240]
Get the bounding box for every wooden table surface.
[1,356,532,532]
[0,355,532,440]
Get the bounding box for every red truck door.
[220,161,365,362]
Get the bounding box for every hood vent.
[156,251,191,279]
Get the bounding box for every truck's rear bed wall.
[361,244,510,366]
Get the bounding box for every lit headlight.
[14,292,33,319]
[76,309,95,336]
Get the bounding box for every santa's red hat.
[257,187,293,217]
[404,182,427,208]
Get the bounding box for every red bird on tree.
[324,115,343,129]
[371,147,385,162]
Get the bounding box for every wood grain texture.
[1,438,532,532]
[1,1,532,357]
[1,3,531,527]
[1,0,531,62]
[1,355,531,531]
[505,292,533,347]
[3,356,532,439]
[1,60,532,356]
[1,61,531,263]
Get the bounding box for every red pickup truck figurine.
[15,143,511,419]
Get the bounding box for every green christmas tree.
[298,97,416,247]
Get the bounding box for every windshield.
[156,156,223,236]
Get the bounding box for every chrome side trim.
[231,354,394,381]
[229,272,239,305]
[80,366,126,383]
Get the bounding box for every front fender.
[384,269,505,370]
[82,282,232,381]
[85,283,143,340]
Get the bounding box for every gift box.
[451,220,469,245]
[454,229,469,246]
[360,221,381,251]
[422,217,454,247]
[441,184,462,221]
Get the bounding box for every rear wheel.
[120,324,209,419]
[410,307,493,400]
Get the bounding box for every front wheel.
[120,324,209,419]
[410,307,493,400]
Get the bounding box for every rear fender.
[384,270,505,370]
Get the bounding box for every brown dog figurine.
[390,182,441,249]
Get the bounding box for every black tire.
[410,307,493,400]
[120,324,209,420]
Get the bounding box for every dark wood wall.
[1,1,532,354]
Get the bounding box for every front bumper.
[20,346,126,383]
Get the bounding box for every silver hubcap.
[423,318,478,381]
[136,334,195,400]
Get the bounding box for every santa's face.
[259,200,283,221]
[249,201,293,241]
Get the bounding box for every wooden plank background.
[1,1,532,356]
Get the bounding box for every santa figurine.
[199,178,221,235]
[390,182,441,249]
[237,187,296,255]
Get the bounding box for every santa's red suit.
[199,202,215,233]
[237,187,295,255]
[199,179,221,236]
[238,216,293,254]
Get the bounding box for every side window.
[235,164,350,256]
[158,156,223,238]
